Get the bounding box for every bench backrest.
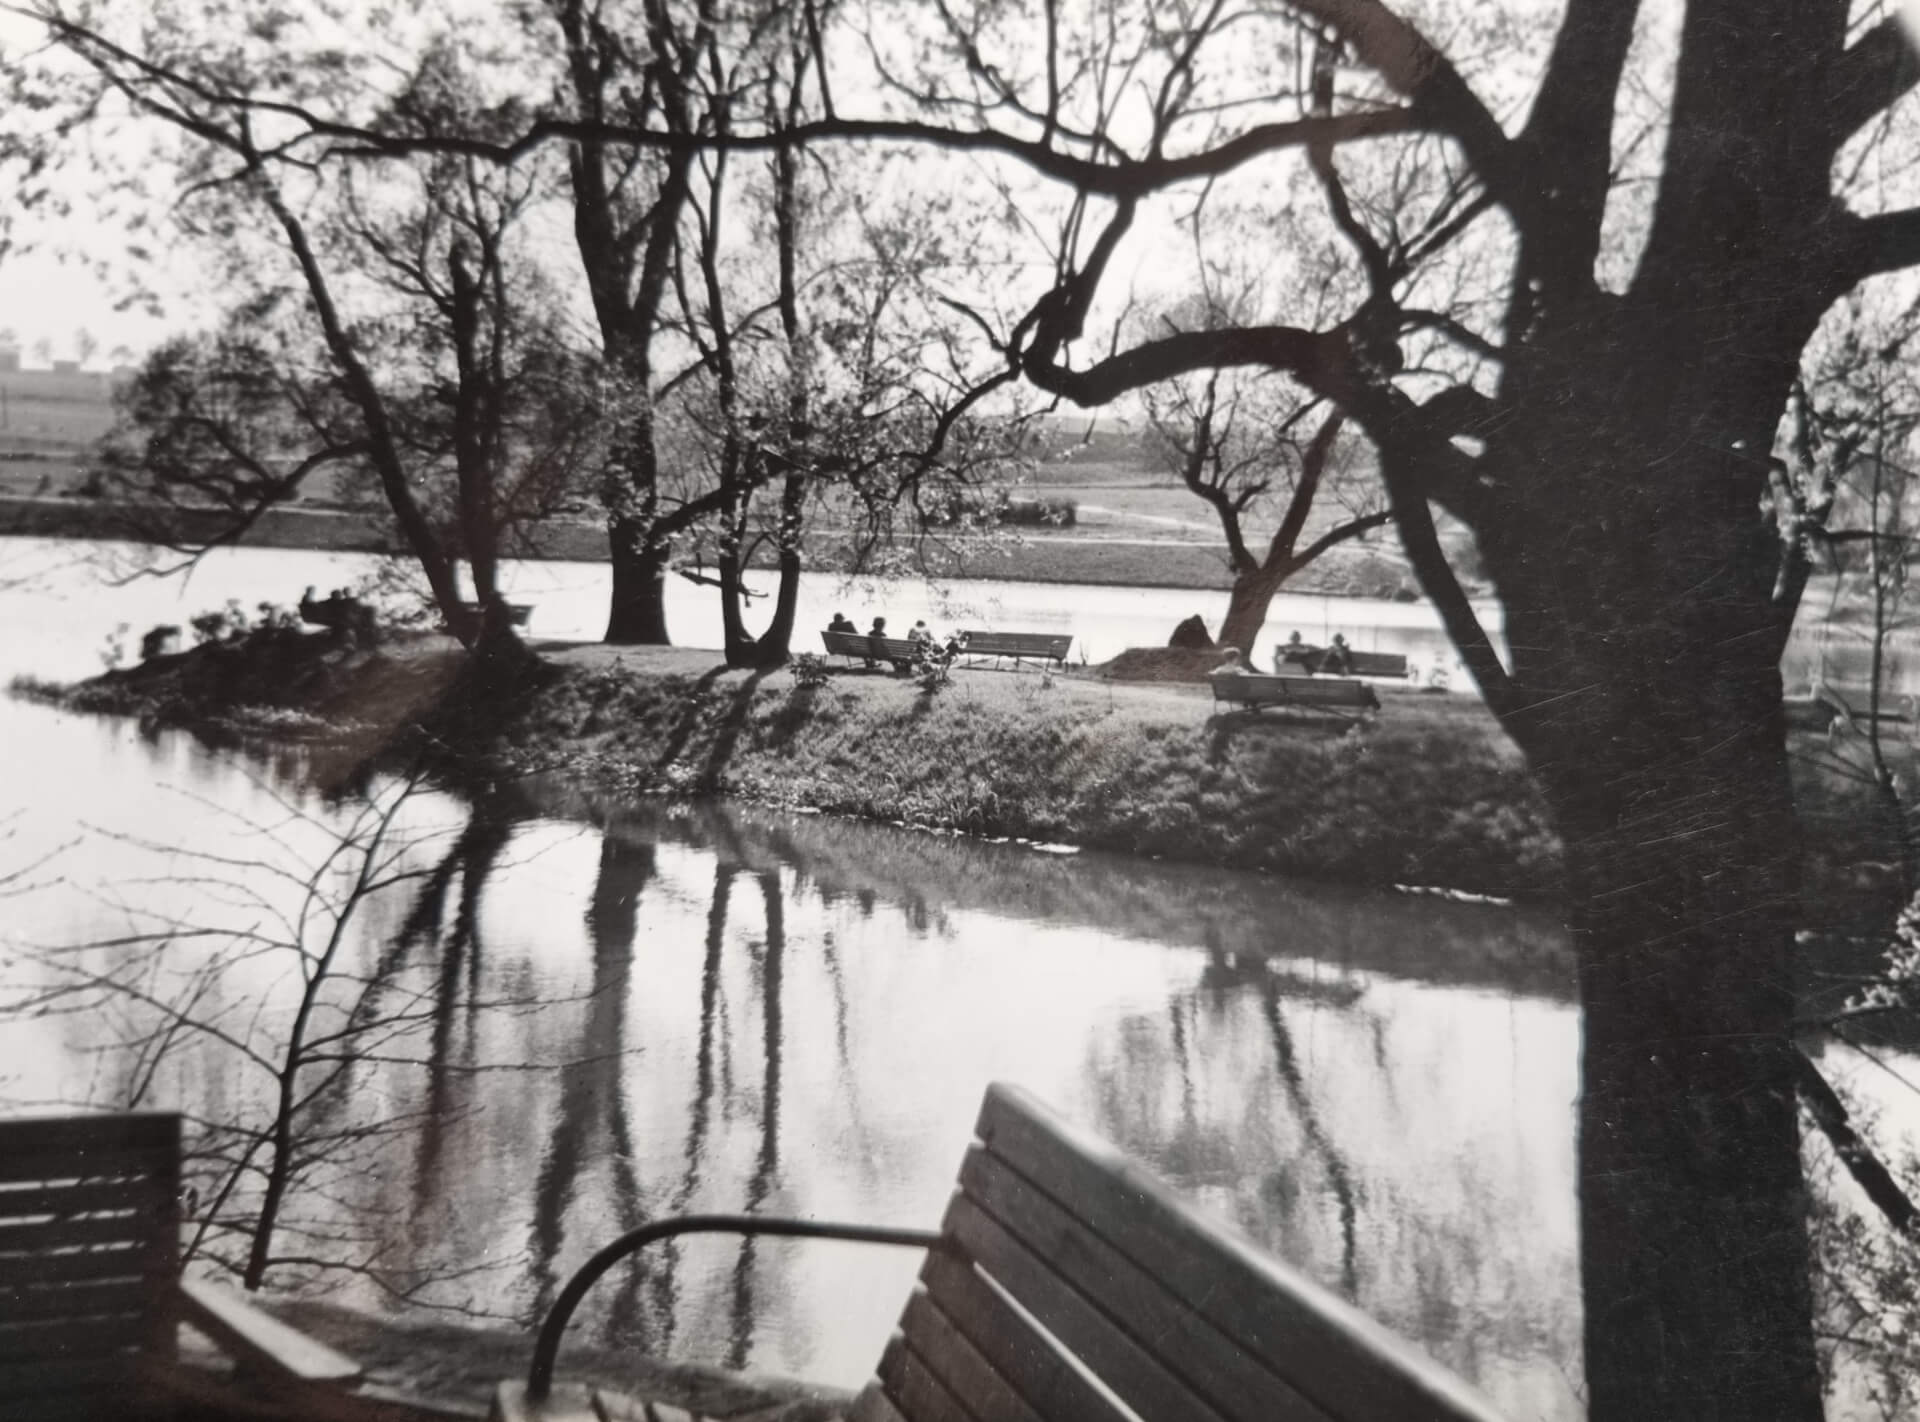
[857,1085,1503,1422]
[1279,647,1407,678]
[823,630,924,661]
[1214,673,1380,709]
[0,1113,180,1419]
[959,631,1073,661]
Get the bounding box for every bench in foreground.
[0,1111,373,1421]
[1214,671,1381,717]
[495,1083,1505,1422]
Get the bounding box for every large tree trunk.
[1217,565,1288,660]
[605,516,671,644]
[1541,668,1818,1421]
[717,478,759,668]
[1463,327,1827,1418]
[750,472,809,669]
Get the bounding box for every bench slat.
[0,1114,177,1160]
[1212,673,1378,711]
[960,1147,1337,1422]
[879,1335,982,1422]
[0,1177,170,1219]
[898,1289,1048,1422]
[944,1194,1231,1422]
[0,1214,159,1254]
[975,1086,1506,1422]
[0,1312,146,1363]
[0,1243,154,1290]
[918,1248,1129,1422]
[0,1354,144,1402]
[0,1276,149,1323]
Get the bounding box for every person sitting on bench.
[1321,633,1354,675]
[828,611,856,633]
[867,617,912,673]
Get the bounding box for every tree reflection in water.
[12,761,1585,1412]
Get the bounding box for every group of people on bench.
[829,612,969,674]
[1280,629,1355,674]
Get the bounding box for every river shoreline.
[22,626,1913,920]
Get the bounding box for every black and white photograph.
[3,1,1920,1418]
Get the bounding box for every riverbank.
[24,629,1912,909]
[12,628,1525,901]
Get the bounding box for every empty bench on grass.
[1277,646,1410,679]
[1214,672,1380,717]
[822,629,923,668]
[0,1111,366,1422]
[956,630,1073,669]
[494,1084,1506,1422]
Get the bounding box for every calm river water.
[0,536,1912,1420]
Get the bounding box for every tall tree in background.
[542,0,753,645]
[52,21,591,659]
[1143,368,1384,654]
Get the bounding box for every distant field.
[0,378,1448,597]
[0,370,121,451]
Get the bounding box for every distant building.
[0,348,18,374]
[51,359,79,374]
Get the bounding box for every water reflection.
[5,713,1585,1417]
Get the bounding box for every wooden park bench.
[493,1084,1507,1422]
[822,629,924,670]
[458,601,534,627]
[955,630,1074,669]
[0,1111,369,1421]
[1213,671,1381,718]
[1277,645,1411,680]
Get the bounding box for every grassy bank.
[511,646,1560,897]
[35,632,1555,896]
[30,632,1915,911]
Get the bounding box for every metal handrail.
[525,1213,944,1401]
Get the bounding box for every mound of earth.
[1088,646,1240,683]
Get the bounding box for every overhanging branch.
[1845,206,1920,282]
[1825,16,1920,155]
[1021,326,1341,407]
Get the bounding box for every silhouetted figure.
[867,616,911,674]
[828,612,855,633]
[1321,633,1354,675]
[299,585,376,645]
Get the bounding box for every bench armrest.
[176,1278,365,1385]
[525,1214,942,1404]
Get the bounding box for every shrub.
[791,653,831,688]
